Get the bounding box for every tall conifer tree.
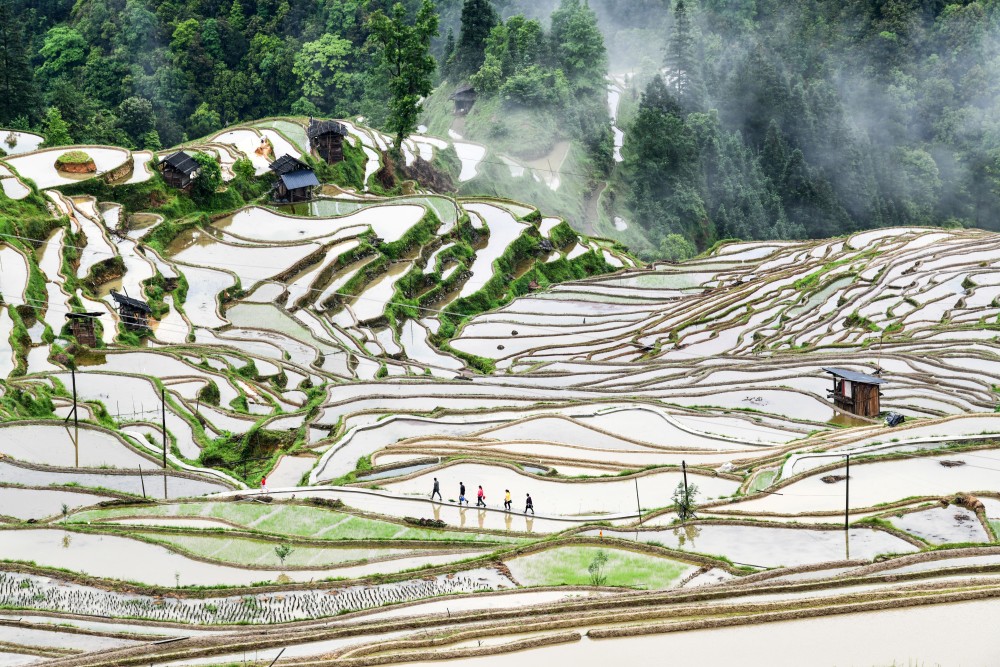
[0,1,37,124]
[454,0,498,78]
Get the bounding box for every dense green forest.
[2,0,1000,257]
[611,0,1000,257]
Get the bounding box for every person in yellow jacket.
[503,489,512,511]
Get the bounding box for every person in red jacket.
[476,485,486,507]
[261,476,268,493]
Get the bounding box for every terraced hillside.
[1,120,1000,665]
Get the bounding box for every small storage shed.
[822,367,886,418]
[158,151,199,189]
[450,84,477,115]
[307,119,348,164]
[269,154,320,203]
[65,312,101,347]
[110,290,152,331]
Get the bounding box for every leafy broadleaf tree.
[37,26,88,83]
[550,0,606,95]
[292,33,355,116]
[117,96,156,147]
[587,550,609,586]
[187,103,222,140]
[41,107,73,147]
[191,152,222,202]
[671,480,699,520]
[274,543,293,566]
[366,0,439,155]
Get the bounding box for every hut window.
[843,381,852,398]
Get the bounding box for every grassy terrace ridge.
[506,545,693,590]
[132,532,421,568]
[53,150,94,165]
[65,502,526,543]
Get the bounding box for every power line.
[9,227,980,432]
[11,188,1000,401]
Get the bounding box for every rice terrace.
[2,0,1000,664]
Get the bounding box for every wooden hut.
[307,119,347,164]
[823,367,886,418]
[269,154,320,203]
[65,312,101,347]
[110,290,152,331]
[450,84,477,115]
[158,151,199,189]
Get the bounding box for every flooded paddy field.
[6,126,1000,665]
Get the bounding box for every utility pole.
[634,478,641,524]
[876,331,886,374]
[161,387,168,500]
[681,460,690,520]
[845,454,851,531]
[63,367,80,467]
[161,387,167,469]
[138,464,146,499]
[789,452,852,532]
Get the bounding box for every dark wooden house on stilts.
[269,155,320,203]
[65,312,101,347]
[823,367,886,418]
[110,290,152,331]
[307,119,348,164]
[450,84,477,115]
[158,151,199,189]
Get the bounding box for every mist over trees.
[612,0,1000,255]
[2,0,1000,255]
[456,0,612,167]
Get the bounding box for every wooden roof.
[269,154,312,176]
[307,119,347,140]
[822,367,887,385]
[279,170,320,190]
[161,151,199,175]
[65,312,103,320]
[450,83,476,99]
[110,290,152,313]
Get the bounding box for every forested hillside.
[613,0,1000,258]
[2,0,1000,258]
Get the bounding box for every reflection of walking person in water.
[459,482,468,505]
[476,485,486,507]
[524,493,534,514]
[430,477,442,501]
[504,489,511,511]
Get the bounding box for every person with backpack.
[524,493,534,514]
[459,482,468,505]
[504,489,512,511]
[430,477,442,501]
[476,485,486,507]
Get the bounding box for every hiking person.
[261,476,268,493]
[524,493,534,514]
[459,482,468,505]
[431,477,442,501]
[476,485,486,507]
[504,489,512,511]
